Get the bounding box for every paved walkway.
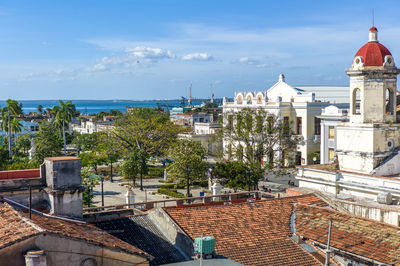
[91,170,299,207]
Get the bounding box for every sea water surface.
[0,99,222,114]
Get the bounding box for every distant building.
[223,74,344,165]
[296,85,349,104]
[70,116,114,134]
[171,112,214,127]
[179,122,222,156]
[318,105,349,164]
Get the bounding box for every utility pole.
[29,185,32,219]
[188,84,192,106]
[8,112,12,160]
[325,220,333,266]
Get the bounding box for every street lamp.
[108,154,113,183]
[100,175,104,207]
[186,165,191,200]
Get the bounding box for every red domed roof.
[354,27,391,66]
[355,42,391,66]
[369,26,378,32]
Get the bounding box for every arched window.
[257,95,262,104]
[352,88,361,115]
[247,96,252,104]
[237,95,243,104]
[385,88,394,115]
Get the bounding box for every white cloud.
[88,46,174,72]
[234,57,278,68]
[181,53,213,61]
[125,46,174,59]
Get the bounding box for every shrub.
[157,188,185,198]
[146,165,164,178]
[6,161,39,170]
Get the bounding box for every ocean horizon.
[2,98,223,115]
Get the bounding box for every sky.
[1,0,400,100]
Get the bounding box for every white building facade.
[318,105,349,164]
[223,74,332,165]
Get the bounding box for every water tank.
[194,236,215,255]
[377,192,392,205]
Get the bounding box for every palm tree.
[53,100,76,154]
[3,99,22,160]
[10,118,22,146]
[37,105,43,114]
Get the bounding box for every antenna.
[210,84,214,104]
[372,9,374,26]
[188,84,192,106]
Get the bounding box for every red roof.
[355,41,391,66]
[164,194,326,265]
[369,26,378,32]
[354,27,391,66]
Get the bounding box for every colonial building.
[318,105,349,164]
[222,74,344,165]
[297,26,400,223]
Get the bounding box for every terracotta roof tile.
[0,203,151,260]
[295,204,400,265]
[165,194,325,265]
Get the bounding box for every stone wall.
[0,233,149,266]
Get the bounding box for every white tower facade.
[336,27,400,175]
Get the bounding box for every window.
[257,95,262,104]
[227,115,233,130]
[328,126,335,139]
[31,126,35,131]
[237,95,243,104]
[296,117,302,135]
[35,126,39,131]
[385,88,394,115]
[283,116,290,136]
[328,148,335,162]
[314,117,321,135]
[352,88,361,114]
[247,96,252,104]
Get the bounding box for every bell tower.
[336,26,400,175]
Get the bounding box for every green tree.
[77,132,108,174]
[167,139,208,197]
[213,161,260,191]
[16,134,31,155]
[2,99,23,160]
[120,148,144,186]
[220,108,297,173]
[10,118,22,145]
[112,107,179,190]
[32,122,62,165]
[37,105,43,114]
[55,100,76,154]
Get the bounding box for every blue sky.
[1,0,400,100]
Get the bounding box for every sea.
[0,99,223,115]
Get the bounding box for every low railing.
[83,191,274,213]
[0,169,41,180]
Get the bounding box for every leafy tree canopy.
[32,121,62,165]
[167,139,208,190]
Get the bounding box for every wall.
[0,233,149,266]
[45,158,81,190]
[148,208,194,258]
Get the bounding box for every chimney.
[44,157,83,218]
